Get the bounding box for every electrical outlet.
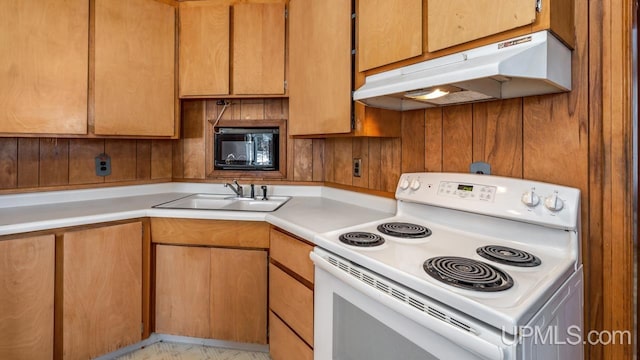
[95,153,112,176]
[470,161,490,175]
[353,158,362,177]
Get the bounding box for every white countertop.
[0,183,396,242]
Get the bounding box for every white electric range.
[311,172,584,360]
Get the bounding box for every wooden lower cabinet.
[155,245,211,338]
[269,264,313,345]
[154,244,268,344]
[269,312,313,360]
[0,235,55,360]
[210,247,267,343]
[268,227,314,359]
[60,221,143,360]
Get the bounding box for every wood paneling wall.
[325,95,586,189]
[325,0,636,358]
[0,138,172,192]
[173,98,323,183]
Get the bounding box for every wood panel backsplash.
[0,138,172,192]
[173,98,324,183]
[324,96,587,195]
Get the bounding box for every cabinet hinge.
[535,0,542,12]
[141,322,144,334]
[284,80,288,90]
[284,8,288,19]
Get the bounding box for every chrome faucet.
[225,180,243,197]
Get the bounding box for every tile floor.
[116,342,271,360]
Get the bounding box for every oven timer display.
[457,184,473,192]
[438,181,496,201]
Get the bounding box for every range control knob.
[399,178,410,190]
[410,179,421,191]
[521,189,540,207]
[544,192,564,212]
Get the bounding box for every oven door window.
[314,264,506,360]
[333,295,439,360]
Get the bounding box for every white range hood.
[353,31,572,111]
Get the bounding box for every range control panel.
[395,172,581,230]
[437,181,497,202]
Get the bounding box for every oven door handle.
[311,252,506,360]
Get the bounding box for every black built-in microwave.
[214,127,279,170]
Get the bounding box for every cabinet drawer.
[151,218,269,248]
[269,311,313,360]
[270,228,314,284]
[269,264,313,346]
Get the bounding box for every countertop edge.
[0,183,396,241]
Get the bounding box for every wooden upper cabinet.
[357,0,422,72]
[289,0,352,135]
[94,0,176,137]
[179,2,230,97]
[356,0,574,73]
[178,1,285,97]
[427,0,536,52]
[232,3,286,95]
[0,0,88,135]
[0,235,55,360]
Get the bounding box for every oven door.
[311,248,514,360]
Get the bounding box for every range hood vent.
[353,31,572,111]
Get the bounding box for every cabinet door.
[210,248,267,344]
[62,222,142,359]
[357,0,422,72]
[427,0,536,52]
[232,3,285,95]
[0,235,55,360]
[154,244,268,344]
[179,2,230,97]
[289,0,352,135]
[94,0,175,136]
[0,0,88,135]
[155,245,211,338]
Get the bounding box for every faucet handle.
[261,185,268,200]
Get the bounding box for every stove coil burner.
[376,222,432,238]
[476,245,541,267]
[423,256,514,292]
[339,232,385,247]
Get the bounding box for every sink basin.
[153,193,290,212]
[224,198,290,212]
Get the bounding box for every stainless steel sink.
[153,193,290,212]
